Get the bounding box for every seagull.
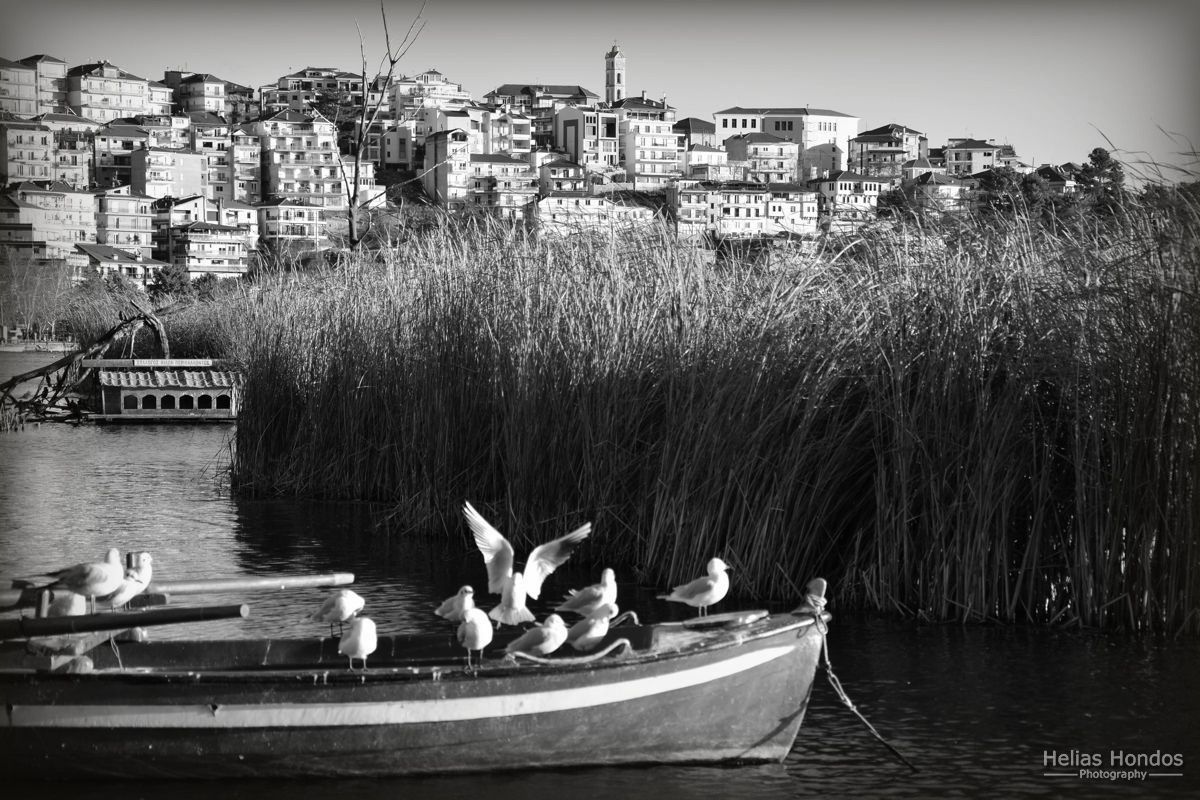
[555,567,618,617]
[488,570,535,628]
[505,613,568,657]
[566,602,619,652]
[463,500,591,601]
[41,548,125,613]
[435,585,476,622]
[338,616,377,670]
[657,557,731,617]
[307,589,366,637]
[457,606,494,670]
[101,551,153,611]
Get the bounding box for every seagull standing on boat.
[505,613,568,657]
[307,589,366,637]
[566,602,619,652]
[101,551,153,611]
[657,557,731,617]
[488,570,535,628]
[435,585,476,622]
[41,548,125,613]
[463,500,591,602]
[457,606,494,669]
[555,568,618,617]
[338,616,377,670]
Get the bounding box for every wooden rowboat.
[0,604,830,779]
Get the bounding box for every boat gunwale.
[0,610,828,685]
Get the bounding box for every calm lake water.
[2,351,1198,798]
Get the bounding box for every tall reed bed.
[232,198,1199,634]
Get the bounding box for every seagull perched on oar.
[566,602,619,652]
[39,548,125,614]
[657,557,731,617]
[463,501,592,602]
[307,589,366,637]
[555,567,618,617]
[505,613,568,657]
[338,616,377,670]
[457,606,494,671]
[435,585,476,623]
[100,551,153,611]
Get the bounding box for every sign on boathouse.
[83,359,243,422]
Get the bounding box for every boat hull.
[0,612,826,778]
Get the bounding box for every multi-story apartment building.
[671,181,714,241]
[74,242,167,289]
[553,105,620,171]
[849,123,926,184]
[723,133,799,184]
[260,67,390,119]
[135,114,191,149]
[0,120,53,185]
[533,192,656,236]
[467,153,537,219]
[712,182,771,239]
[390,68,472,120]
[943,138,1003,177]
[713,106,859,179]
[147,81,173,116]
[766,183,819,236]
[422,128,471,209]
[131,147,208,199]
[94,121,149,188]
[253,109,350,210]
[18,55,68,115]
[0,180,96,263]
[538,159,588,195]
[256,196,328,257]
[487,109,532,157]
[612,94,681,190]
[188,112,231,201]
[215,198,259,252]
[94,184,154,258]
[175,73,227,115]
[67,62,153,123]
[0,57,38,116]
[223,81,258,124]
[808,170,885,231]
[674,118,717,149]
[681,144,728,179]
[151,194,207,257]
[483,83,599,148]
[229,124,261,203]
[166,220,248,278]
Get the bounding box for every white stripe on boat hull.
[10,645,795,728]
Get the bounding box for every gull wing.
[524,522,592,600]
[464,501,514,594]
[670,575,716,600]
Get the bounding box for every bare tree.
[0,247,73,339]
[338,1,428,249]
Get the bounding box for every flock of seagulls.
[22,502,734,676]
[307,502,734,672]
[32,547,154,614]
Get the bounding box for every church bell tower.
[605,43,625,106]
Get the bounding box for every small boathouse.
[83,359,243,422]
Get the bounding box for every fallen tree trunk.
[0,298,186,430]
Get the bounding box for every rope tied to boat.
[506,637,633,665]
[802,583,918,773]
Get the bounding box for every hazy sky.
[4,0,1198,179]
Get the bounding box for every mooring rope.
[805,591,919,773]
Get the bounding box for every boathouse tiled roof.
[98,369,243,389]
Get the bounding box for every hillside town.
[0,46,1095,289]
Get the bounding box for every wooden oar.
[147,573,355,594]
[0,572,356,610]
[0,603,249,640]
